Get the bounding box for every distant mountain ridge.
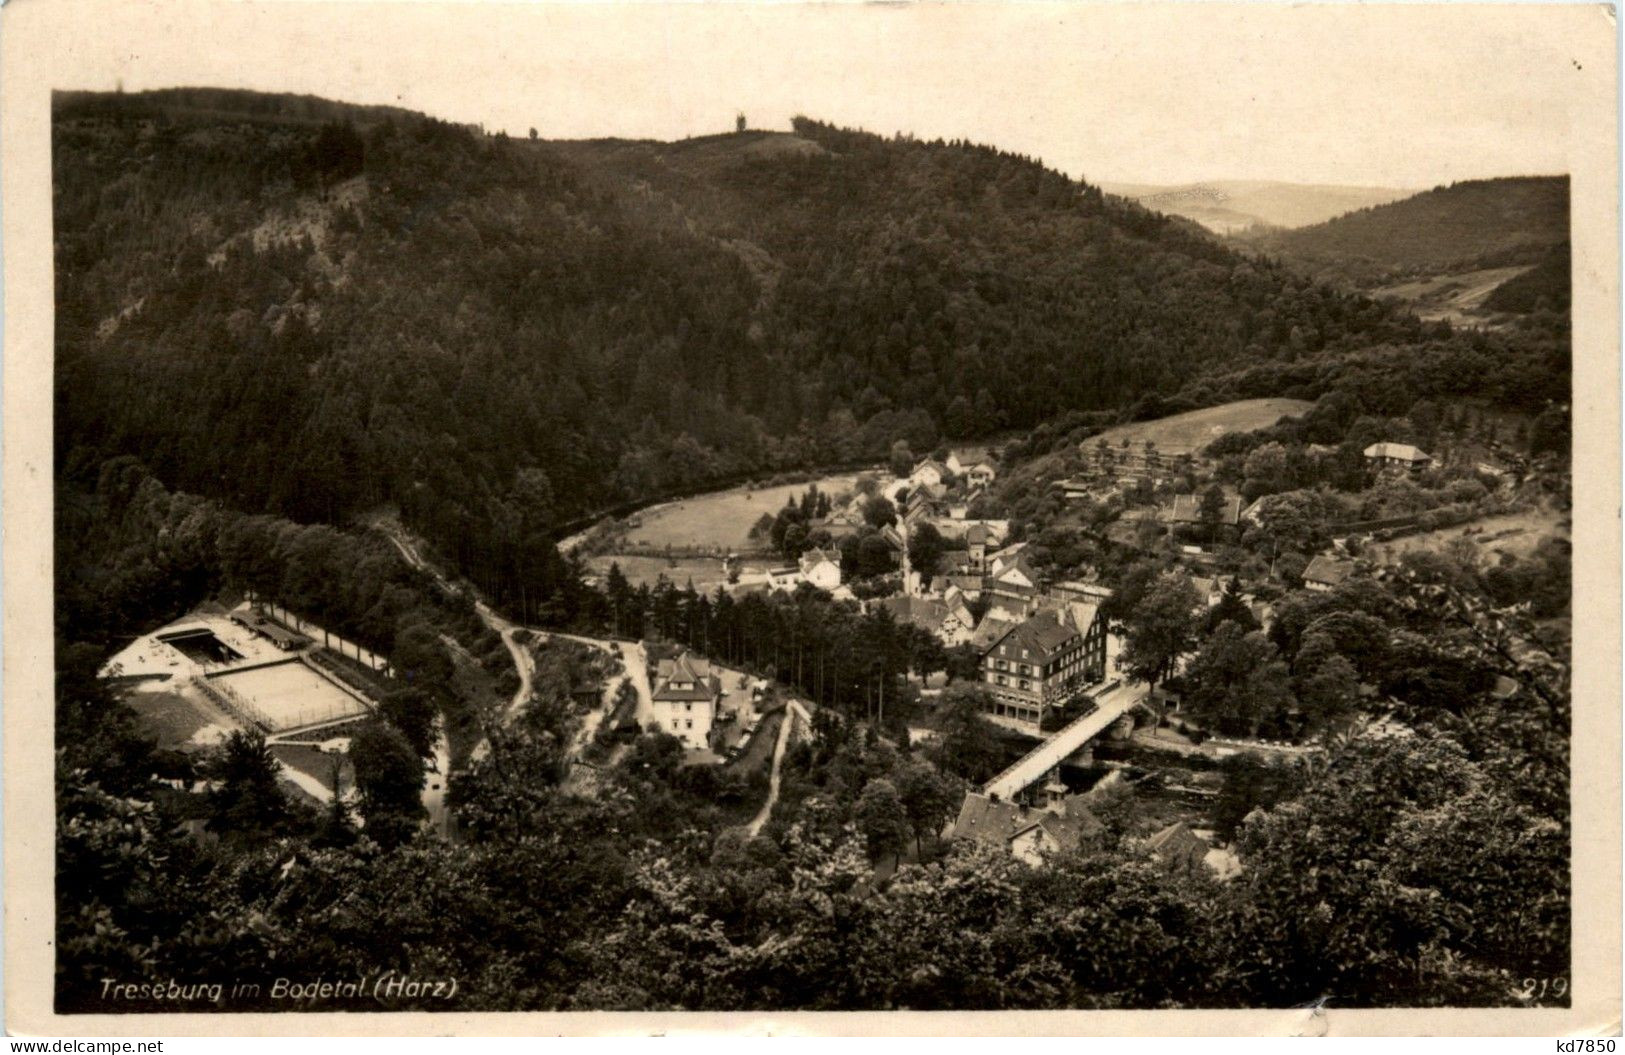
[1100,180,1414,233]
[56,88,1531,620]
[1230,175,1569,286]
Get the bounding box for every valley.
[1369,264,1537,324]
[1100,179,1414,233]
[48,87,1577,1017]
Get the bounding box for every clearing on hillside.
[1087,398,1314,455]
[1366,508,1570,565]
[618,471,870,552]
[1370,265,1535,326]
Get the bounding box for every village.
[103,393,1565,882]
[496,396,1565,877]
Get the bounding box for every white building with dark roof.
[909,458,949,490]
[797,547,842,591]
[874,593,976,647]
[651,652,722,750]
[978,610,1099,727]
[1364,442,1432,472]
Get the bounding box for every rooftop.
[951,792,1030,847]
[1166,492,1242,526]
[969,614,1019,652]
[1303,554,1355,586]
[954,791,1101,854]
[653,652,722,702]
[987,611,1079,659]
[875,594,957,633]
[1146,821,1210,865]
[1364,441,1431,463]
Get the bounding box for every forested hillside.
[54,89,1458,613]
[49,90,1576,1015]
[1483,241,1573,314]
[1233,176,1570,286]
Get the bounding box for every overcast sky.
[61,1,1611,188]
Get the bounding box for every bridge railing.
[983,696,1118,796]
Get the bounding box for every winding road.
[376,520,541,814]
[378,516,636,785]
[378,515,806,837]
[478,602,535,722]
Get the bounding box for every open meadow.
[1366,507,1570,565]
[1088,398,1314,454]
[619,472,871,551]
[1370,265,1536,326]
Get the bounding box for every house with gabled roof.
[1302,555,1354,593]
[1363,442,1432,472]
[986,541,1029,576]
[903,482,948,521]
[652,651,723,751]
[910,458,949,490]
[968,613,1018,653]
[798,547,842,591]
[937,573,984,600]
[984,552,1043,617]
[992,553,1039,589]
[964,461,997,488]
[873,593,976,648]
[952,790,1102,866]
[1165,492,1242,527]
[1145,821,1211,876]
[1009,808,1098,867]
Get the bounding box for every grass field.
[1087,399,1314,454]
[1367,508,1570,565]
[1370,266,1535,325]
[127,689,234,749]
[271,742,354,800]
[619,471,870,550]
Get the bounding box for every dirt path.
[477,602,535,722]
[377,517,538,722]
[745,699,811,837]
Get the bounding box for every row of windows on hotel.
[983,668,1088,697]
[985,651,1088,681]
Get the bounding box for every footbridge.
[982,680,1149,802]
